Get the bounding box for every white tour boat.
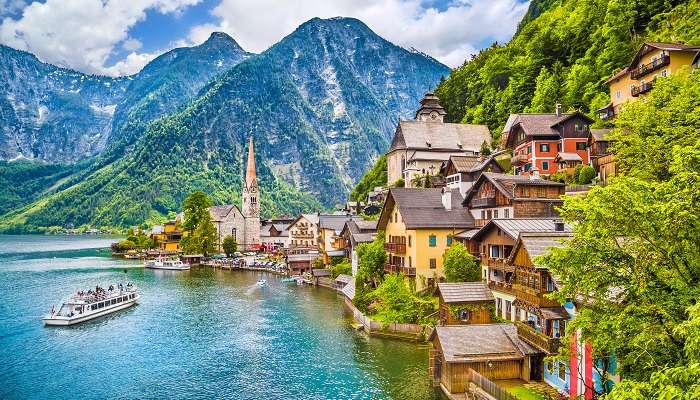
[145,257,190,270]
[43,284,139,326]
[256,279,268,287]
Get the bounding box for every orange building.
[503,106,593,177]
[599,42,700,120]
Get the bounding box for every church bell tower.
[242,136,260,250]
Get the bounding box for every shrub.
[443,242,480,282]
[331,260,352,278]
[577,165,596,184]
[222,235,237,256]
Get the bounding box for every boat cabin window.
[91,304,97,310]
[98,302,104,308]
[111,299,116,305]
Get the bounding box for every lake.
[0,235,438,399]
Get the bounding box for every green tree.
[180,191,217,256]
[222,235,237,257]
[572,164,584,183]
[331,260,352,278]
[577,165,596,184]
[182,191,212,235]
[443,242,480,282]
[350,154,387,202]
[538,72,700,392]
[480,140,492,156]
[353,232,387,311]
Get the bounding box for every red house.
[504,105,593,176]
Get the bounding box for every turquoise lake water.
[0,235,438,399]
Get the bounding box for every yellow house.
[599,42,700,120]
[377,187,476,292]
[151,220,182,252]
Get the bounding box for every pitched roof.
[389,120,490,153]
[341,277,356,300]
[603,67,629,84]
[509,232,572,267]
[379,188,475,230]
[463,173,565,205]
[437,282,494,303]
[470,219,573,241]
[289,213,319,228]
[555,152,582,162]
[260,223,289,237]
[590,128,612,142]
[629,42,700,70]
[208,204,241,222]
[319,214,363,232]
[431,324,540,363]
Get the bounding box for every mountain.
[0,45,129,163]
[0,17,449,231]
[0,32,250,164]
[434,0,700,136]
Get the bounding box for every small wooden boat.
[256,279,267,287]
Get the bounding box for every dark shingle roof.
[312,269,331,277]
[389,120,490,153]
[319,214,362,232]
[471,219,572,241]
[432,324,540,363]
[509,232,572,268]
[335,274,352,284]
[437,282,494,303]
[463,173,564,205]
[384,188,475,229]
[503,112,593,147]
[209,204,241,222]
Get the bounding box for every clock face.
[430,111,438,120]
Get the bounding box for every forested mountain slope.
[0,17,449,231]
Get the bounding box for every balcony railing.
[484,257,514,271]
[511,153,529,165]
[488,280,516,296]
[512,284,561,308]
[293,232,315,239]
[472,197,497,208]
[384,242,406,254]
[384,262,416,276]
[631,81,654,97]
[516,321,560,354]
[630,54,670,79]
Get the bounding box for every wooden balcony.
[384,242,406,254]
[384,262,416,276]
[511,153,529,165]
[484,257,514,272]
[488,280,516,296]
[293,232,315,239]
[472,197,497,208]
[630,54,670,79]
[631,81,654,97]
[512,284,561,308]
[516,321,560,355]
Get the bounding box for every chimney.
[442,187,452,210]
[530,167,541,180]
[555,103,562,117]
[554,219,565,232]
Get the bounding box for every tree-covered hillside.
[435,0,700,141]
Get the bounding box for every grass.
[507,386,546,400]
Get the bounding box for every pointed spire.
[245,136,257,188]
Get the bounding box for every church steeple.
[245,136,257,189]
[241,136,260,250]
[415,92,446,122]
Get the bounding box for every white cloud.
[0,0,200,76]
[187,0,529,67]
[122,38,143,51]
[0,0,528,75]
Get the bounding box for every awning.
[540,307,570,320]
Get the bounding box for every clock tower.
[415,92,447,123]
[242,136,260,250]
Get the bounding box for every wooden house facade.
[436,282,494,325]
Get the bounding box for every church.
[208,137,261,251]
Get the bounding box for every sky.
[0,0,530,76]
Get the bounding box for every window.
[483,269,487,279]
[408,235,412,247]
[661,69,668,77]
[615,90,621,99]
[576,142,587,151]
[446,236,453,246]
[575,123,587,132]
[493,210,499,219]
[408,257,412,267]
[539,143,550,152]
[558,362,567,381]
[490,245,501,258]
[524,163,531,172]
[527,146,531,154]
[429,258,437,269]
[429,235,437,247]
[487,210,492,220]
[459,309,470,321]
[557,142,562,152]
[481,210,486,219]
[504,209,510,218]
[547,361,554,374]
[505,300,512,318]
[553,320,561,338]
[91,304,97,310]
[496,298,503,314]
[542,161,549,171]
